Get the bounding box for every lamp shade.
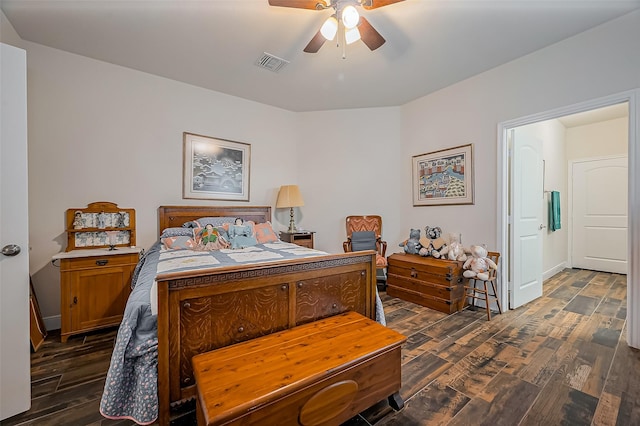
[276,185,304,208]
[345,27,361,45]
[320,16,338,41]
[342,5,360,29]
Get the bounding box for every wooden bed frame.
[155,206,378,425]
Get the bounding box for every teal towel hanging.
[550,191,560,231]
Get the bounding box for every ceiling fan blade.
[268,0,328,10]
[303,29,327,53]
[361,0,404,10]
[358,17,386,50]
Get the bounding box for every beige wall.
[400,10,639,250]
[24,42,301,325]
[566,116,629,160]
[5,9,640,326]
[0,10,22,47]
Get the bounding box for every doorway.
[497,90,639,347]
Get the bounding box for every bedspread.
[99,241,385,425]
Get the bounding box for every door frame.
[567,154,628,271]
[497,89,639,348]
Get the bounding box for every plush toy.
[463,245,497,281]
[441,241,468,262]
[399,228,422,255]
[439,234,469,262]
[419,226,447,258]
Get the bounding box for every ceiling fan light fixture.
[320,15,338,40]
[345,26,361,45]
[341,5,359,29]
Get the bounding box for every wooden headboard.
[158,205,272,236]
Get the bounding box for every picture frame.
[412,144,474,206]
[183,132,251,201]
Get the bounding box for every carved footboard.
[155,251,378,425]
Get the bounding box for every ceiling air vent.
[255,52,289,73]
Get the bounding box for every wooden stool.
[464,251,502,321]
[192,311,406,426]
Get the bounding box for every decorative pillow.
[254,221,279,244]
[160,227,195,239]
[350,231,377,252]
[161,235,198,250]
[182,217,237,229]
[193,226,229,251]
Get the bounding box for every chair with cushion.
[464,251,502,321]
[343,215,387,289]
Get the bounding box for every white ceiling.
[2,0,640,112]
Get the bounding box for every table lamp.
[276,185,304,233]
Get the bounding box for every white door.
[510,129,544,308]
[0,43,31,420]
[571,156,628,274]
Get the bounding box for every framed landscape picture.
[412,144,474,206]
[183,132,251,201]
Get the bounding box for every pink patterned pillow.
[254,221,279,244]
[161,235,197,250]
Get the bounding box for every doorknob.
[539,224,546,230]
[1,244,21,256]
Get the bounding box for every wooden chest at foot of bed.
[192,311,406,426]
[386,253,466,314]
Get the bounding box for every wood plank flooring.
[4,268,639,425]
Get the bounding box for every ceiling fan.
[268,0,404,53]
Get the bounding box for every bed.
[100,205,383,425]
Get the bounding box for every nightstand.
[52,247,142,342]
[280,231,315,249]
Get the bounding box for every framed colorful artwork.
[412,144,474,206]
[183,132,251,201]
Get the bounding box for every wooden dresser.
[386,253,466,314]
[53,201,139,342]
[53,247,141,342]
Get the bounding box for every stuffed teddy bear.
[419,226,447,258]
[439,234,469,262]
[463,245,497,281]
[399,228,422,255]
[441,241,468,262]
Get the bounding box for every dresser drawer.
[60,253,139,271]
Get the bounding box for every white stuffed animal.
[441,241,468,262]
[463,245,497,281]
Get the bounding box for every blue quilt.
[100,241,386,424]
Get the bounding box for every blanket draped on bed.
[99,241,386,424]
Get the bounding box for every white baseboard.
[43,315,61,332]
[543,262,567,281]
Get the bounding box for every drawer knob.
[281,284,288,291]
[361,271,365,276]
[297,282,303,288]
[96,259,108,266]
[238,326,244,333]
[332,303,337,309]
[183,302,191,309]
[183,377,191,384]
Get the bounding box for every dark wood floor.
[4,268,639,425]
